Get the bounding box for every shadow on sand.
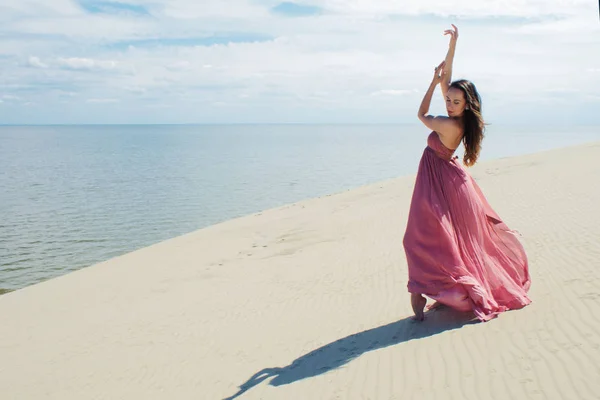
[223,307,479,399]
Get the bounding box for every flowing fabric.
[403,132,531,321]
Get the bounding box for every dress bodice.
[427,131,456,161]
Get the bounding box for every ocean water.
[1,124,599,293]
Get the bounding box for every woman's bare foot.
[411,293,426,321]
[427,301,446,311]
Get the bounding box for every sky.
[0,0,599,124]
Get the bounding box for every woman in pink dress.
[403,25,531,322]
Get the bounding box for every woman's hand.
[432,60,446,86]
[444,24,458,46]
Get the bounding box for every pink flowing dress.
[403,132,531,321]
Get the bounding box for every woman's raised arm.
[441,24,458,99]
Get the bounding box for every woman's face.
[446,87,467,118]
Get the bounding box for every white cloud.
[28,56,48,68]
[56,90,78,97]
[371,89,419,96]
[10,15,155,40]
[165,61,192,71]
[58,57,118,70]
[0,0,82,18]
[0,0,598,123]
[317,0,591,17]
[86,98,120,103]
[157,0,268,19]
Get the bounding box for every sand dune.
[1,141,600,399]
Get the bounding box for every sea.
[1,124,599,293]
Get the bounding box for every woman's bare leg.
[411,293,426,321]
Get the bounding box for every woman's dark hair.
[450,79,485,167]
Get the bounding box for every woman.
[403,25,531,322]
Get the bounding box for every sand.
[1,140,600,400]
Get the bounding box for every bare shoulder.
[437,118,463,149]
[418,114,462,145]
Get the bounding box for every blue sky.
[78,1,150,15]
[0,0,598,124]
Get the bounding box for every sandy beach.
[1,140,600,400]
